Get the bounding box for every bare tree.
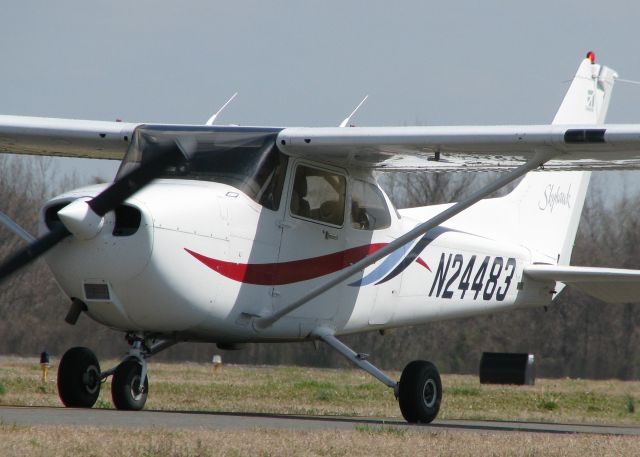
[1,157,639,380]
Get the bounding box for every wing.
[276,124,640,171]
[5,115,640,172]
[0,115,139,160]
[524,265,640,304]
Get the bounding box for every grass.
[537,398,559,411]
[626,394,636,414]
[445,385,481,396]
[355,424,407,437]
[0,423,639,457]
[1,356,640,425]
[1,356,640,456]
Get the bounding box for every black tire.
[57,347,101,408]
[398,360,442,423]
[111,359,148,411]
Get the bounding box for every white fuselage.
[42,161,554,344]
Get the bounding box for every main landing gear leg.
[57,336,176,411]
[313,327,442,424]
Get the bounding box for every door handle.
[323,230,338,240]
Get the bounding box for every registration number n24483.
[428,253,516,301]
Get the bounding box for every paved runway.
[1,406,639,435]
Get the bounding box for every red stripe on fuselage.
[185,244,388,285]
[415,257,432,272]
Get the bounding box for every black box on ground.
[479,352,535,385]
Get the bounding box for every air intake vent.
[44,202,71,231]
[113,205,141,236]
[84,283,110,300]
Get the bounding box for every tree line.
[0,157,638,379]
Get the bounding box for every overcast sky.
[2,1,640,187]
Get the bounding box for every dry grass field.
[1,356,640,456]
[2,424,640,457]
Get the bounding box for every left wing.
[524,265,640,303]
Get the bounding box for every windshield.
[117,126,288,210]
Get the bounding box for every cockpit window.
[351,179,391,230]
[116,127,288,211]
[290,165,346,226]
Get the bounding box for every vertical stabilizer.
[552,52,618,125]
[506,54,617,265]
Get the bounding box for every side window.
[290,165,346,226]
[351,179,391,230]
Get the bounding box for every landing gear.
[57,347,101,408]
[398,360,442,423]
[56,336,175,410]
[313,327,442,424]
[111,359,149,410]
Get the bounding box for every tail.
[506,53,617,264]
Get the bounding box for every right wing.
[0,115,139,160]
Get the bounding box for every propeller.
[0,138,186,284]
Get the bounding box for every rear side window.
[351,179,391,230]
[290,165,346,226]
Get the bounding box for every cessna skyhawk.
[1,53,639,423]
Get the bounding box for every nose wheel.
[111,359,149,410]
[57,347,101,408]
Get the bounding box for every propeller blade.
[0,224,69,282]
[88,140,184,217]
[0,139,185,284]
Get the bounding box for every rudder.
[506,53,617,264]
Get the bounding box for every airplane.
[1,52,640,423]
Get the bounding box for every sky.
[1,1,640,190]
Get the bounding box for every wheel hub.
[82,366,100,395]
[422,379,437,409]
[129,374,144,400]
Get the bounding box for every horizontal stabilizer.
[524,264,640,304]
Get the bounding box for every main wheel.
[57,347,101,408]
[111,359,148,411]
[398,360,442,423]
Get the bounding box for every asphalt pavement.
[1,406,639,435]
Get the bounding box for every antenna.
[205,92,238,126]
[339,95,368,127]
[617,78,640,86]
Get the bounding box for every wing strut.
[313,327,398,391]
[253,150,551,331]
[0,211,35,243]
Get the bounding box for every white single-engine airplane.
[1,53,640,423]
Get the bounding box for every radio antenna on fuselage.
[205,92,238,126]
